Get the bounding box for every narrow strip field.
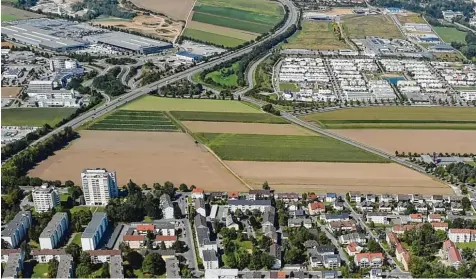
[121,96,261,113]
[182,28,246,48]
[1,108,76,127]
[196,133,389,162]
[226,161,452,195]
[183,121,316,135]
[170,111,288,123]
[87,110,179,132]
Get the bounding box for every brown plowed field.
[29,130,247,190]
[1,87,22,98]
[129,0,195,21]
[226,161,452,195]
[182,121,317,135]
[332,129,476,154]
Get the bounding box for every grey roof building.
[315,245,335,255]
[109,255,124,278]
[84,32,172,54]
[1,211,32,248]
[203,249,218,262]
[228,200,272,206]
[2,249,24,279]
[81,212,108,251]
[196,227,210,246]
[195,214,207,229]
[165,257,180,278]
[56,254,74,278]
[39,212,69,249]
[263,207,276,227]
[160,194,173,209]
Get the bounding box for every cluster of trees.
[105,57,137,65]
[118,246,167,277]
[106,180,178,223]
[150,79,203,98]
[432,162,476,186]
[410,255,476,278]
[283,226,331,264]
[402,223,446,257]
[1,124,53,160]
[92,67,127,96]
[219,227,275,270]
[2,127,78,192]
[449,217,476,229]
[1,186,23,223]
[452,31,476,61]
[261,104,281,116]
[29,211,56,243]
[125,65,141,82]
[71,0,136,20]
[254,52,280,92]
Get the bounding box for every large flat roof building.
[84,32,172,54]
[1,211,32,248]
[32,184,60,213]
[1,24,85,52]
[39,212,69,250]
[81,213,108,251]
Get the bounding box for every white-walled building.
[50,57,78,72]
[160,194,175,219]
[28,80,53,91]
[448,228,476,243]
[32,184,60,213]
[81,168,118,206]
[39,212,69,250]
[203,250,219,270]
[1,211,32,248]
[228,200,271,212]
[81,213,108,251]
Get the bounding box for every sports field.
[302,107,476,129]
[121,96,260,113]
[433,27,467,44]
[1,108,76,127]
[87,110,179,132]
[1,6,43,21]
[170,111,288,123]
[196,133,389,162]
[28,130,248,190]
[183,121,316,135]
[227,161,452,194]
[342,15,404,39]
[284,21,348,50]
[182,28,246,48]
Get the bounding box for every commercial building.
[81,168,118,206]
[50,57,78,71]
[1,24,85,52]
[3,68,23,79]
[39,212,69,249]
[1,211,32,248]
[1,249,24,279]
[81,213,108,250]
[176,51,202,62]
[84,32,172,54]
[56,254,74,278]
[28,80,54,91]
[32,184,60,212]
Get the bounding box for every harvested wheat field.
[227,161,452,195]
[1,87,22,98]
[321,8,355,15]
[182,121,317,135]
[29,130,247,191]
[332,129,476,154]
[130,0,195,21]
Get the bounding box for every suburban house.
[228,192,239,200]
[428,214,443,223]
[346,242,363,256]
[87,250,122,264]
[357,201,374,212]
[409,214,424,223]
[431,222,449,231]
[378,202,392,212]
[192,188,205,199]
[321,213,350,222]
[275,193,300,203]
[366,212,389,225]
[288,218,312,228]
[203,250,219,270]
[349,192,364,203]
[333,201,344,211]
[339,232,367,245]
[269,244,282,269]
[442,240,462,268]
[448,228,476,243]
[432,203,446,213]
[248,190,272,200]
[395,244,410,271]
[380,194,394,203]
[328,220,357,232]
[325,193,337,203]
[160,194,174,219]
[354,253,384,268]
[195,198,206,217]
[308,202,326,215]
[228,199,271,212]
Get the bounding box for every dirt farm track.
[332,130,476,154]
[28,130,248,190]
[226,161,452,195]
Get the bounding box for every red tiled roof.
[396,244,405,254]
[308,193,317,199]
[448,246,462,264]
[449,228,476,234]
[386,232,399,246]
[277,271,286,278]
[87,250,121,256]
[356,253,384,262]
[31,249,67,256]
[155,235,177,241]
[192,188,204,193]
[137,224,155,231]
[347,242,358,252]
[428,214,442,219]
[431,222,448,228]
[228,191,239,198]
[310,202,325,210]
[410,213,423,219]
[123,235,145,241]
[402,251,410,263]
[443,240,455,250]
[1,249,21,255]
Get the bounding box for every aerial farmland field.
[284,21,348,50]
[342,15,404,39]
[183,121,316,135]
[182,29,246,48]
[396,13,426,24]
[87,110,179,132]
[1,6,43,21]
[1,108,76,127]
[170,111,288,123]
[121,96,261,113]
[433,26,466,44]
[129,0,196,21]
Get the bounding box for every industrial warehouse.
[1,19,172,54]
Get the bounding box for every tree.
[125,251,143,270]
[262,181,270,190]
[160,241,166,250]
[462,197,471,211]
[142,253,166,276]
[48,258,59,278]
[75,264,92,278]
[146,230,155,250]
[100,262,110,278]
[79,251,92,268]
[180,266,193,278]
[366,239,382,253]
[462,248,474,261]
[179,183,188,192]
[66,243,81,263]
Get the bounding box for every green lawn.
[204,62,240,88]
[70,206,105,214]
[121,96,261,113]
[433,27,467,44]
[170,111,288,123]
[193,4,281,26]
[196,133,389,162]
[1,108,76,127]
[87,110,179,132]
[284,21,348,50]
[302,107,476,129]
[456,242,476,249]
[71,233,82,246]
[32,263,49,278]
[60,193,70,202]
[192,12,272,33]
[1,6,43,22]
[182,28,246,48]
[280,82,300,92]
[342,15,404,39]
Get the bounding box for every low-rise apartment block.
[81,213,108,250]
[39,212,69,249]
[1,249,24,279]
[1,211,32,248]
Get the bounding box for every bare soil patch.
[92,13,183,42]
[320,8,355,15]
[226,161,452,195]
[29,130,247,191]
[1,87,22,98]
[129,0,195,21]
[182,121,317,136]
[332,129,476,154]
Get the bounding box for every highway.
[10,0,298,153]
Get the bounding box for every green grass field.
[87,110,179,132]
[71,233,82,246]
[193,4,280,26]
[1,6,43,21]
[1,108,76,127]
[302,107,476,129]
[284,21,348,50]
[197,0,284,17]
[70,206,105,214]
[170,111,288,123]
[121,96,261,113]
[342,15,404,39]
[182,28,246,48]
[204,62,240,88]
[456,242,476,249]
[196,133,389,162]
[280,82,300,92]
[32,263,49,278]
[191,12,273,34]
[433,27,467,44]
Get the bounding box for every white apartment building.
[81,168,118,206]
[39,212,69,249]
[448,228,476,243]
[460,91,476,101]
[50,57,78,71]
[81,213,108,250]
[28,80,53,91]
[1,211,32,248]
[32,184,60,213]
